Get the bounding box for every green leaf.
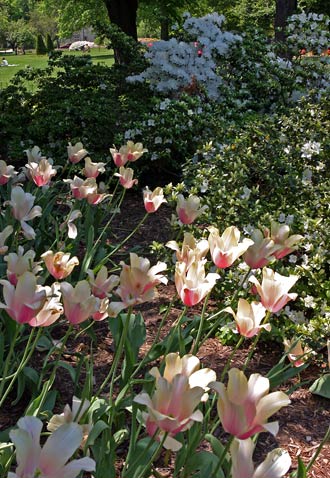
[85,420,109,447]
[309,374,330,399]
[296,457,307,478]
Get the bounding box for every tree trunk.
[102,0,138,63]
[160,18,169,41]
[274,0,297,42]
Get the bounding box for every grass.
[0,48,114,89]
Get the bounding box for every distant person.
[1,57,9,66]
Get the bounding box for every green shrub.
[36,33,47,55]
[46,33,54,53]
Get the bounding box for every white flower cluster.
[286,12,330,54]
[127,13,242,100]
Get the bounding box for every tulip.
[175,260,219,306]
[230,438,291,478]
[83,157,105,178]
[223,298,270,338]
[0,159,17,185]
[108,253,167,317]
[166,232,209,269]
[211,368,290,439]
[176,194,208,224]
[59,209,82,239]
[110,141,147,167]
[48,396,92,447]
[208,226,254,269]
[64,176,97,200]
[243,228,281,269]
[29,283,63,327]
[114,166,138,189]
[60,280,100,325]
[41,250,79,280]
[267,221,303,260]
[7,186,42,240]
[87,266,119,298]
[249,267,298,313]
[283,338,311,367]
[134,374,205,451]
[0,271,46,324]
[24,145,43,163]
[92,297,110,321]
[9,416,95,478]
[25,158,57,187]
[5,246,41,285]
[0,225,13,255]
[150,353,216,401]
[143,186,167,213]
[67,142,88,164]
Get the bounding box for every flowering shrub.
[286,12,330,55]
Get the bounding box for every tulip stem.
[164,306,188,355]
[0,323,21,403]
[191,293,210,355]
[97,308,133,398]
[305,425,330,474]
[0,326,42,407]
[220,335,245,382]
[243,311,271,372]
[131,298,175,379]
[211,435,234,478]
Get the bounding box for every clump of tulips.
[0,141,328,478]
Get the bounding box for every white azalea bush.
[127,12,242,100]
[286,12,330,55]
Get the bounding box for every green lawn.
[0,48,114,89]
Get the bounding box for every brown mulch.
[1,190,329,477]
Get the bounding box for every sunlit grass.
[0,47,114,88]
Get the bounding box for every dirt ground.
[1,190,329,477]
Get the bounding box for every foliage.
[46,33,54,52]
[35,33,47,54]
[172,95,330,346]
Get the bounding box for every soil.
[1,190,329,477]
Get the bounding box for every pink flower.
[59,209,82,239]
[0,271,46,324]
[60,280,100,325]
[0,225,13,255]
[29,283,63,327]
[0,159,17,185]
[230,438,291,478]
[82,157,105,178]
[67,142,88,164]
[249,267,298,313]
[283,338,312,367]
[267,221,303,260]
[223,299,269,338]
[5,246,41,285]
[108,253,167,317]
[110,141,147,167]
[149,353,216,402]
[25,158,57,187]
[135,371,205,451]
[211,368,290,439]
[174,260,219,306]
[143,186,167,213]
[166,232,209,269]
[208,226,254,269]
[176,194,208,224]
[9,416,95,478]
[87,266,119,298]
[64,176,97,200]
[7,186,42,240]
[243,228,281,269]
[114,166,138,189]
[41,250,79,280]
